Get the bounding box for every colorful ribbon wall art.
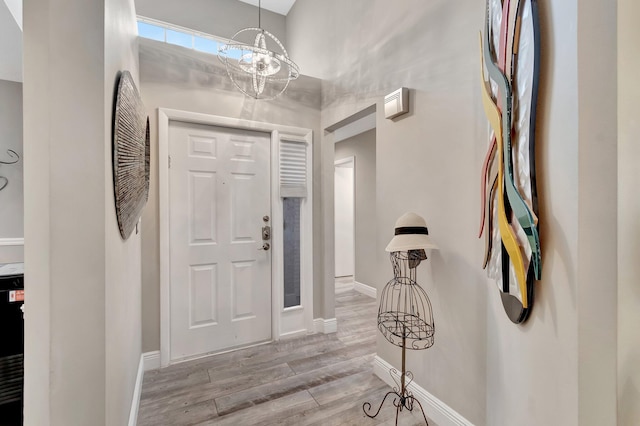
[479,0,541,323]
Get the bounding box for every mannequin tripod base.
[362,382,429,425]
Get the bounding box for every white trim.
[271,130,284,344]
[334,156,355,167]
[354,281,377,299]
[333,111,376,143]
[158,109,171,367]
[0,238,24,246]
[158,108,313,367]
[271,128,314,342]
[299,161,314,334]
[143,351,161,371]
[313,317,337,334]
[128,354,145,426]
[372,356,474,426]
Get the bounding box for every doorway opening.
[330,106,377,300]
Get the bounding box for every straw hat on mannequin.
[386,212,438,268]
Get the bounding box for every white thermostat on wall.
[384,87,409,119]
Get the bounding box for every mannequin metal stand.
[362,323,429,425]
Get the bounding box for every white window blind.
[280,139,307,198]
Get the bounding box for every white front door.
[169,121,272,362]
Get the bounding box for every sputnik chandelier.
[218,0,300,100]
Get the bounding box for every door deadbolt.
[263,215,270,222]
[262,226,271,241]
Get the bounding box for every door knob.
[258,242,270,251]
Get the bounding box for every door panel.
[189,264,217,327]
[189,172,216,243]
[169,121,271,361]
[231,174,256,241]
[231,260,256,320]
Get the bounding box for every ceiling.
[237,0,297,16]
[0,0,298,83]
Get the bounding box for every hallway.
[137,280,432,425]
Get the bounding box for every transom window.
[137,16,241,59]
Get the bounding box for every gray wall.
[618,0,640,424]
[138,39,322,353]
[23,0,142,424]
[288,0,618,424]
[334,129,377,288]
[105,0,143,424]
[135,0,286,43]
[0,79,23,263]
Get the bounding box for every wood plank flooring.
[138,279,434,425]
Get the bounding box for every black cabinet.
[0,264,24,426]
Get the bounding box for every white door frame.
[334,156,355,278]
[158,108,313,367]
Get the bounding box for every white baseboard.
[373,356,474,426]
[0,238,24,246]
[143,350,160,371]
[128,354,145,426]
[129,351,161,424]
[313,317,337,334]
[354,281,377,299]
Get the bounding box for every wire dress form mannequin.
[363,250,433,425]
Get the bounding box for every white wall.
[618,0,640,424]
[23,0,142,424]
[576,1,618,423]
[0,79,23,263]
[334,161,354,277]
[137,39,322,352]
[24,0,106,422]
[287,0,618,424]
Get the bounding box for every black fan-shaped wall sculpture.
[112,71,150,240]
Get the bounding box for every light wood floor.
[138,279,433,425]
